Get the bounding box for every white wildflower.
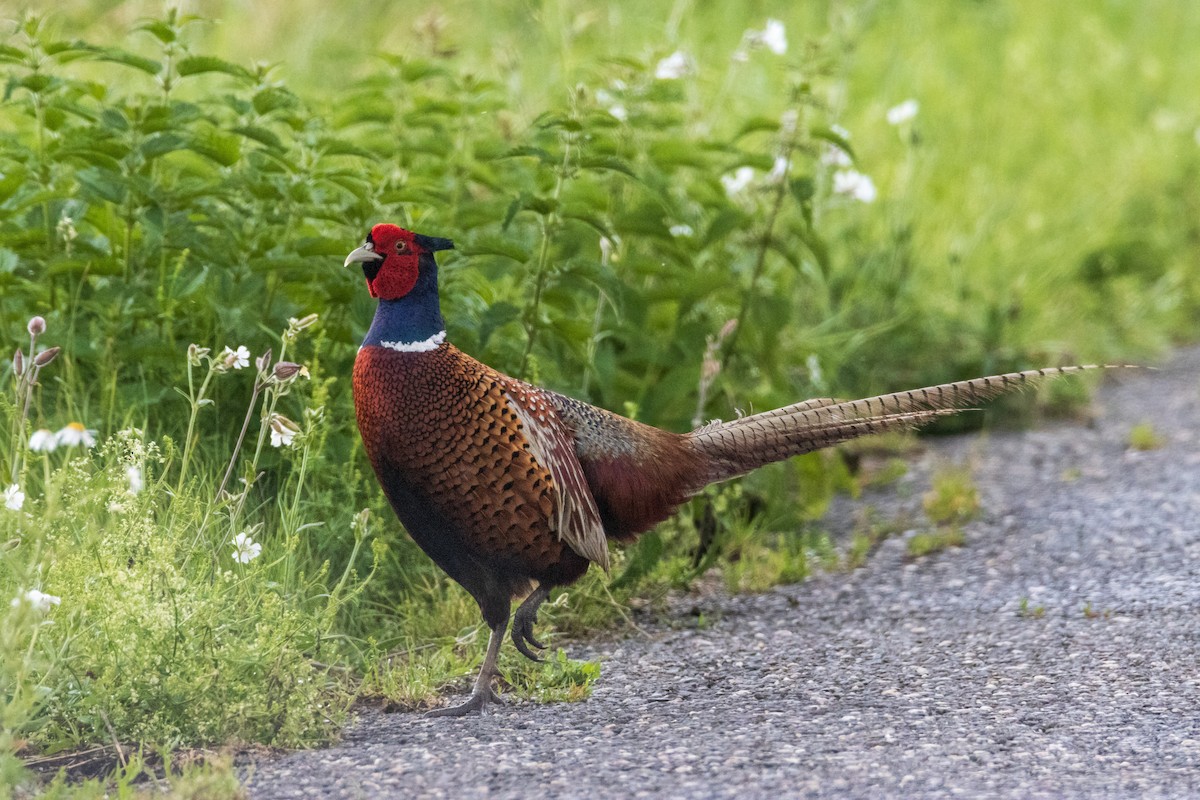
[56,422,97,448]
[806,353,824,389]
[223,345,250,370]
[821,146,853,167]
[669,224,694,238]
[720,166,756,197]
[11,588,60,613]
[231,532,262,564]
[28,429,57,452]
[655,51,693,80]
[608,104,628,122]
[3,484,24,511]
[268,413,300,448]
[886,98,919,125]
[766,156,790,184]
[758,19,788,55]
[833,169,878,203]
[126,465,144,495]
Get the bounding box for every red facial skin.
[365,223,425,300]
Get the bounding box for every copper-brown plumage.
[347,223,1107,717]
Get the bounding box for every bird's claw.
[511,607,548,662]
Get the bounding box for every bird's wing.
[503,386,610,571]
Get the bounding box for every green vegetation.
[906,526,966,559]
[1127,421,1165,451]
[1017,597,1046,619]
[2,0,1198,793]
[922,466,982,526]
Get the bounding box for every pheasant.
[346,223,1100,717]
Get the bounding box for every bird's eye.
[395,241,408,254]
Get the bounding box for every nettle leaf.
[477,301,522,348]
[533,112,583,133]
[562,211,614,239]
[10,73,61,95]
[495,146,555,164]
[252,86,299,115]
[136,20,177,44]
[140,132,187,159]
[96,47,162,76]
[0,45,27,65]
[176,56,253,82]
[99,107,129,132]
[462,235,532,263]
[578,156,637,179]
[317,137,374,159]
[75,167,129,204]
[185,128,242,166]
[811,126,855,161]
[43,40,97,63]
[789,176,815,204]
[702,208,747,248]
[733,115,782,140]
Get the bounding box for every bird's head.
[343,223,455,300]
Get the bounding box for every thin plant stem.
[215,381,264,503]
[176,363,217,494]
[518,138,572,379]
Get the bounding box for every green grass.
[2,0,1200,794]
[1127,422,1165,451]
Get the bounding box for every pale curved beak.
[344,244,384,268]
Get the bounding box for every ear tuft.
[413,233,455,252]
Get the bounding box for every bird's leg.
[425,619,507,718]
[511,584,551,662]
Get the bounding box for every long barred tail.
[686,365,1121,486]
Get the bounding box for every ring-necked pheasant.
[347,223,1101,717]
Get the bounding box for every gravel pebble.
[245,350,1200,799]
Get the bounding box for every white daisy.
[29,429,57,452]
[56,422,97,448]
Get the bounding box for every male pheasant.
[347,223,1098,717]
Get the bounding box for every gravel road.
[245,350,1200,799]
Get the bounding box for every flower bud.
[256,349,273,373]
[13,348,24,377]
[27,316,46,336]
[272,361,309,382]
[34,346,61,367]
[187,344,210,367]
[289,313,319,331]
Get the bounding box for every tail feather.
[687,365,1118,486]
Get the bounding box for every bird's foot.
[511,586,550,662]
[511,612,547,661]
[424,686,496,718]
